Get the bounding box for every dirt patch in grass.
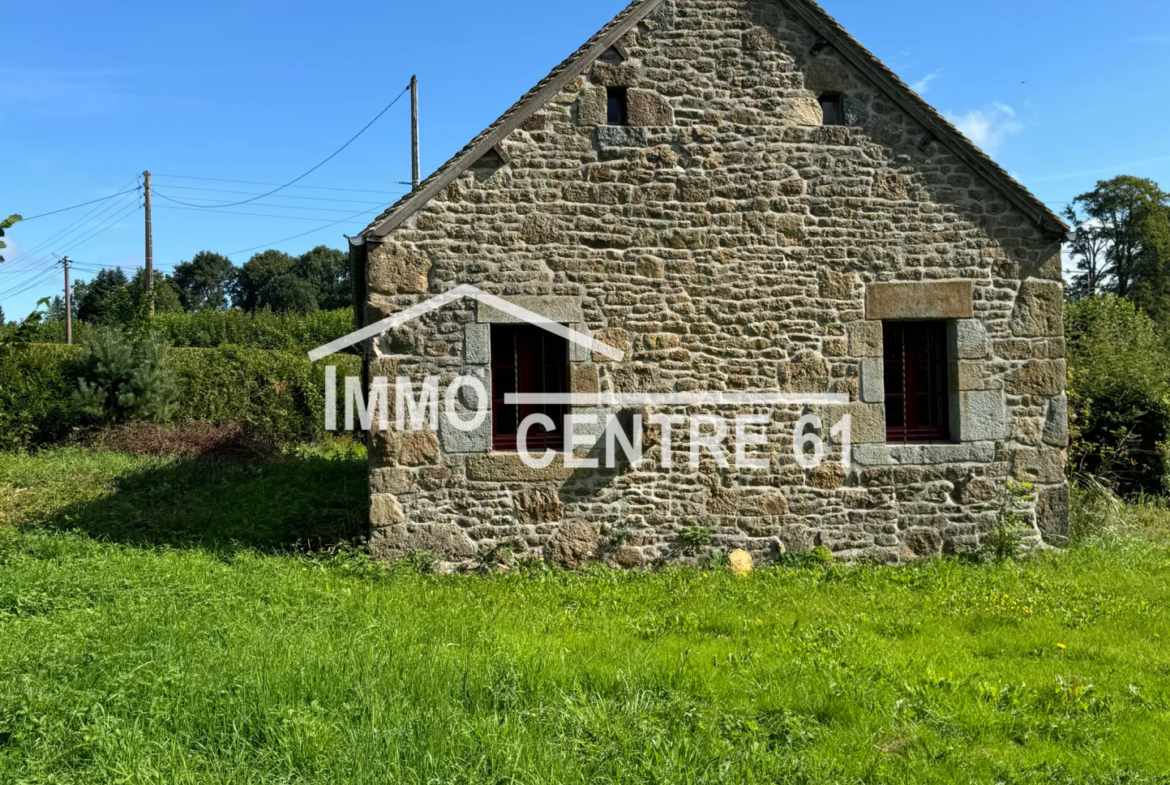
[75,421,283,461]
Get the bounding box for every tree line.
[38,245,351,327]
[1064,175,1170,318]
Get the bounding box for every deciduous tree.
[173,251,234,311]
[1068,176,1170,301]
[294,245,350,311]
[230,250,297,312]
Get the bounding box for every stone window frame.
[442,296,600,456]
[858,317,1003,458]
[855,280,1004,466]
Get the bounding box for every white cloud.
[945,103,1023,155]
[911,71,942,95]
[1,236,19,263]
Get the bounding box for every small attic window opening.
[820,93,845,127]
[607,87,629,126]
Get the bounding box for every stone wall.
[361,0,1067,568]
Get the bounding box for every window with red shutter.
[490,325,570,451]
[883,321,951,443]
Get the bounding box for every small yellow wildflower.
[1057,643,1066,650]
[702,573,708,578]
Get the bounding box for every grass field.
[2,448,1170,783]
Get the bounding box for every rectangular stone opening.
[883,321,951,443]
[819,93,844,126]
[491,324,569,451]
[607,86,629,126]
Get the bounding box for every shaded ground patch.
[0,445,367,551]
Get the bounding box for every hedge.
[151,309,357,353]
[0,344,360,450]
[4,308,356,354]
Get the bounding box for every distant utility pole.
[62,256,72,345]
[143,170,154,316]
[410,75,420,190]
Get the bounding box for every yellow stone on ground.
[729,549,754,575]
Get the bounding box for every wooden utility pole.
[62,256,72,345]
[143,170,154,315]
[410,76,420,190]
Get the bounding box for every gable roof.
[360,0,1067,241]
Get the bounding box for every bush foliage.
[73,330,178,425]
[4,308,356,354]
[0,343,357,449]
[150,308,355,352]
[1066,296,1170,496]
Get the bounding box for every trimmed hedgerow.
[0,343,358,449]
[0,344,82,449]
[4,308,356,354]
[150,308,357,353]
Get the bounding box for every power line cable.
[3,176,141,267]
[152,197,389,215]
[150,183,403,206]
[226,205,389,258]
[152,85,411,209]
[154,205,375,223]
[154,174,410,196]
[0,267,61,301]
[15,186,140,222]
[9,193,141,274]
[57,200,142,257]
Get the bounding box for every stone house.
[346,0,1069,568]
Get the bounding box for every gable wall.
[362,0,1067,567]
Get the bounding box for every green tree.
[46,296,66,322]
[0,214,20,263]
[1067,296,1170,496]
[75,268,131,325]
[230,250,297,312]
[1063,206,1109,300]
[173,251,234,311]
[1068,176,1170,303]
[0,304,5,325]
[1130,202,1170,322]
[128,269,184,314]
[73,328,177,424]
[295,245,350,311]
[259,275,319,314]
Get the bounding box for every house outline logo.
[311,284,853,473]
[307,284,625,363]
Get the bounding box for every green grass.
[2,449,1170,783]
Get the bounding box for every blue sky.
[3,0,1169,317]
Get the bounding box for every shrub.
[5,309,356,354]
[73,329,178,424]
[1066,297,1170,496]
[0,343,358,449]
[987,480,1033,562]
[0,344,82,449]
[679,525,713,553]
[165,345,358,444]
[150,308,355,353]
